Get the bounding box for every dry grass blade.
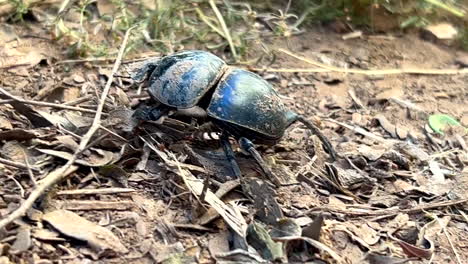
[278,48,468,75]
[248,67,329,73]
[0,87,97,114]
[0,26,136,230]
[208,0,238,60]
[308,198,468,217]
[57,188,135,195]
[168,152,247,237]
[0,157,40,172]
[326,118,387,143]
[141,134,246,236]
[195,7,226,38]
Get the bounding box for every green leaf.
[428,114,462,134]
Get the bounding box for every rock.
[423,23,458,40]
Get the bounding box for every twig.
[248,67,329,73]
[54,53,159,65]
[307,198,468,217]
[0,26,136,230]
[0,99,15,104]
[0,157,40,172]
[436,216,462,264]
[208,0,238,60]
[99,125,128,143]
[63,95,93,106]
[325,118,387,143]
[23,151,37,187]
[7,175,25,198]
[277,48,468,75]
[56,200,134,211]
[0,87,96,114]
[57,188,135,196]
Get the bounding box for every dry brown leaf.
[0,115,13,130]
[0,129,39,141]
[38,148,115,167]
[43,210,128,255]
[208,231,231,259]
[0,30,50,69]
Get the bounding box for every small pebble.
[73,74,86,83]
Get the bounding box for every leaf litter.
[0,3,467,264]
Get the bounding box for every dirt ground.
[1,15,468,264]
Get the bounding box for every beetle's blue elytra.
[207,68,296,140]
[148,50,227,108]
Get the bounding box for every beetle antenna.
[295,115,337,161]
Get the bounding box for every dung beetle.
[132,50,336,180]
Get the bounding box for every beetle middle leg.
[220,132,243,180]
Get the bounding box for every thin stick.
[0,26,136,230]
[23,151,37,187]
[248,67,330,73]
[325,118,387,143]
[0,99,15,104]
[208,0,238,60]
[57,200,134,210]
[307,198,468,217]
[277,48,468,75]
[0,87,96,114]
[7,175,25,198]
[0,157,40,172]
[63,95,93,106]
[57,188,135,196]
[99,125,128,143]
[54,53,159,65]
[441,221,462,264]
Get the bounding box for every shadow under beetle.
[132,50,337,181]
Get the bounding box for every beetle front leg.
[238,137,281,186]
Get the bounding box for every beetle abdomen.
[207,69,296,140]
[148,50,227,108]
